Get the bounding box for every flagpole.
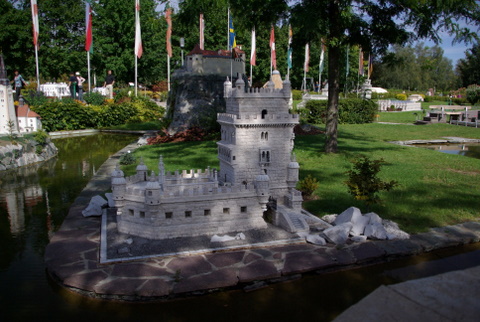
[34,45,40,91]
[135,55,138,96]
[227,8,230,50]
[87,51,91,93]
[167,55,170,91]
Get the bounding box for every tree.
[291,0,480,153]
[457,41,480,87]
[374,43,456,92]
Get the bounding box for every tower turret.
[111,164,127,212]
[224,77,232,99]
[145,170,161,206]
[255,167,270,211]
[136,157,148,181]
[286,153,300,189]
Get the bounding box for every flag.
[319,40,325,75]
[368,53,373,79]
[135,0,143,58]
[31,0,39,49]
[345,45,350,78]
[165,7,172,57]
[287,25,293,69]
[358,47,364,76]
[270,26,276,70]
[85,0,93,52]
[304,43,309,73]
[250,27,256,66]
[199,13,205,50]
[229,15,236,49]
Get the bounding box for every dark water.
[422,143,480,158]
[0,133,479,322]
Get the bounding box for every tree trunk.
[325,1,341,153]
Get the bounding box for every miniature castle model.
[0,54,18,134]
[176,44,245,77]
[112,75,306,239]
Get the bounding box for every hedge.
[304,98,377,124]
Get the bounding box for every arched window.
[265,132,268,141]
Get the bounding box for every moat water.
[1,133,479,321]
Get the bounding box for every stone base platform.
[44,141,480,301]
[102,210,304,263]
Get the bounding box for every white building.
[16,105,42,133]
[0,54,18,135]
[112,75,309,240]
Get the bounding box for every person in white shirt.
[76,72,86,101]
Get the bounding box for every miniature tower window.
[223,208,230,214]
[261,109,268,119]
[204,209,211,216]
[140,211,145,218]
[165,212,173,219]
[185,211,192,217]
[260,149,271,163]
[240,206,247,213]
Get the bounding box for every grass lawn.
[124,123,480,233]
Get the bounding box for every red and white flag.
[31,0,39,49]
[304,43,310,72]
[270,26,276,70]
[165,7,172,57]
[250,27,256,66]
[85,0,93,52]
[135,0,143,58]
[199,13,205,50]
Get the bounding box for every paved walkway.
[44,142,480,301]
[334,265,480,321]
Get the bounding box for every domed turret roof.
[111,164,124,177]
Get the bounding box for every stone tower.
[218,75,300,201]
[0,54,18,134]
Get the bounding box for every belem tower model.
[111,75,307,239]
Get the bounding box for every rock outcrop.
[0,139,58,171]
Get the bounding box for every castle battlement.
[218,112,299,124]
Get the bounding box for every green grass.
[377,111,422,123]
[124,123,480,233]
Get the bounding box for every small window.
[185,211,192,217]
[165,212,173,219]
[223,208,230,214]
[241,206,247,213]
[204,209,211,216]
[140,211,145,218]
[128,209,134,216]
[148,191,152,196]
[232,156,236,160]
[261,109,268,119]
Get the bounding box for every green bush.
[292,89,303,100]
[84,92,105,105]
[304,98,377,124]
[466,84,480,105]
[298,174,319,197]
[119,152,136,165]
[33,129,49,145]
[395,93,407,101]
[26,90,48,107]
[345,157,398,207]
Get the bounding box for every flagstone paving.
[44,141,480,300]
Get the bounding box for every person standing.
[76,72,86,101]
[103,70,115,99]
[13,70,26,101]
[68,72,77,99]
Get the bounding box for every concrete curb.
[44,143,480,300]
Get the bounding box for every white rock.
[82,195,108,217]
[235,232,246,240]
[350,215,370,236]
[323,222,353,245]
[334,207,362,225]
[364,222,388,240]
[125,238,133,245]
[306,234,327,245]
[383,220,410,240]
[365,212,382,225]
[211,234,236,242]
[321,214,337,224]
[351,235,368,243]
[105,193,115,208]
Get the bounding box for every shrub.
[466,84,480,105]
[119,152,136,165]
[84,92,105,105]
[33,129,49,145]
[395,93,407,101]
[304,99,377,124]
[26,90,48,107]
[345,157,398,207]
[292,89,303,101]
[297,174,319,197]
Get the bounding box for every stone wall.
[0,139,58,171]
